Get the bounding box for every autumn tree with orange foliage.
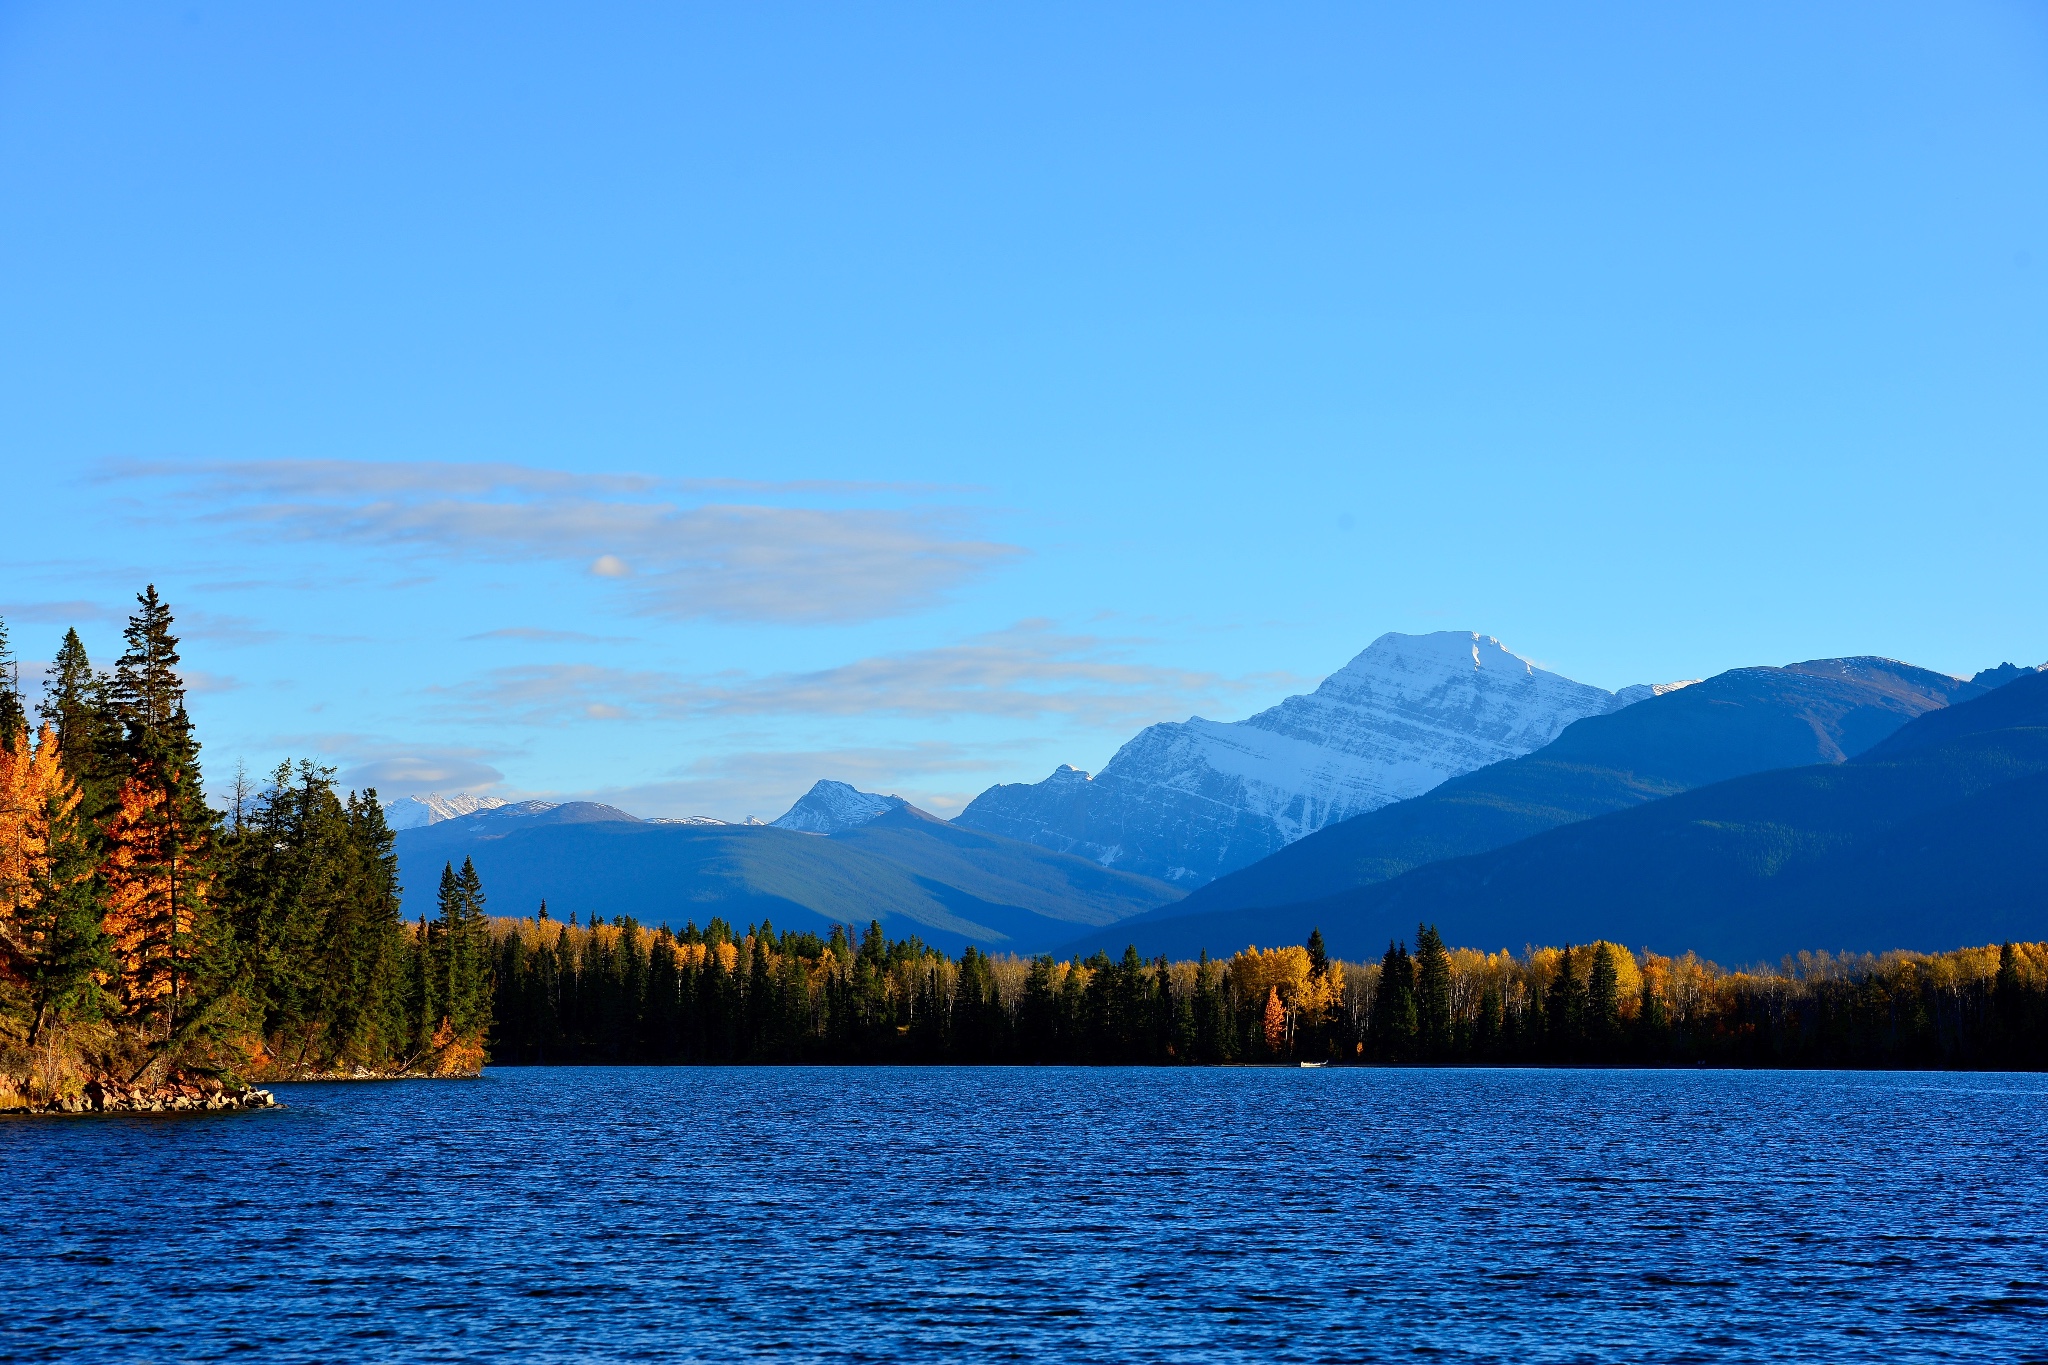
[0,721,110,1042]
[2,593,462,1107]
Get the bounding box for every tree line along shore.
[5,592,2044,1116]
[486,912,2048,1068]
[0,592,489,1113]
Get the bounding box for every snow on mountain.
[771,780,907,834]
[1611,679,1701,707]
[954,631,1668,886]
[382,792,514,830]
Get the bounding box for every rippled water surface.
[6,1067,2048,1362]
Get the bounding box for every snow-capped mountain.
[771,780,908,834]
[382,792,512,830]
[954,631,1677,886]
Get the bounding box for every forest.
[487,912,2048,1070]
[0,592,491,1109]
[6,591,2044,1108]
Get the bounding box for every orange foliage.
[99,777,169,1005]
[1261,986,1287,1055]
[97,768,209,1017]
[0,725,79,930]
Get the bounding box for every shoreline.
[3,1078,281,1117]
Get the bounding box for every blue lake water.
[6,1067,2048,1362]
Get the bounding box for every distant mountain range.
[953,631,1685,886]
[382,791,509,829]
[386,634,2042,964]
[392,792,1180,954]
[1063,664,2045,965]
[1065,655,1982,954]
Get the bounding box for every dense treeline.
[9,592,2042,1096]
[489,913,2048,1070]
[0,593,489,1107]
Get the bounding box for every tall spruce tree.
[1369,940,1416,1061]
[0,613,24,740]
[1586,943,1621,1059]
[1414,924,1453,1060]
[38,629,121,821]
[1546,946,1586,1058]
[105,587,218,1042]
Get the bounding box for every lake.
[6,1067,2047,1361]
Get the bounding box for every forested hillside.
[0,593,490,1110]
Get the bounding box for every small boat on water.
[1299,1061,1328,1068]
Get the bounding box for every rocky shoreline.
[11,1078,280,1117]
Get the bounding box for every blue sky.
[2,2,2043,819]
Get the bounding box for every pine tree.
[1368,940,1416,1061]
[1306,927,1329,978]
[39,629,121,822]
[1586,943,1621,1060]
[455,857,491,1037]
[1636,978,1669,1057]
[1546,946,1586,1059]
[0,724,112,1041]
[1475,983,1503,1059]
[1993,941,2025,1066]
[1414,924,1452,1060]
[0,613,25,741]
[1191,950,1226,1062]
[104,587,217,1042]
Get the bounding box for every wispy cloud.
[463,626,632,644]
[339,752,506,797]
[182,669,242,695]
[435,621,1299,728]
[214,730,512,801]
[1,599,120,626]
[110,459,1022,624]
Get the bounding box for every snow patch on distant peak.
[956,629,1622,885]
[771,780,905,834]
[382,792,509,830]
[1611,678,1702,708]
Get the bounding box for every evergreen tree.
[1368,940,1416,1061]
[1474,983,1503,1059]
[1414,924,1453,1060]
[0,613,24,741]
[411,915,438,1056]
[1306,927,1329,978]
[1,724,112,1041]
[1993,941,2026,1066]
[1546,946,1586,1058]
[1586,943,1621,1059]
[103,587,218,1043]
[38,630,120,818]
[1636,977,1669,1057]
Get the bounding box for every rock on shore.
[22,1079,279,1116]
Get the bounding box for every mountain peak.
[956,629,1620,885]
[381,791,509,830]
[771,780,906,834]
